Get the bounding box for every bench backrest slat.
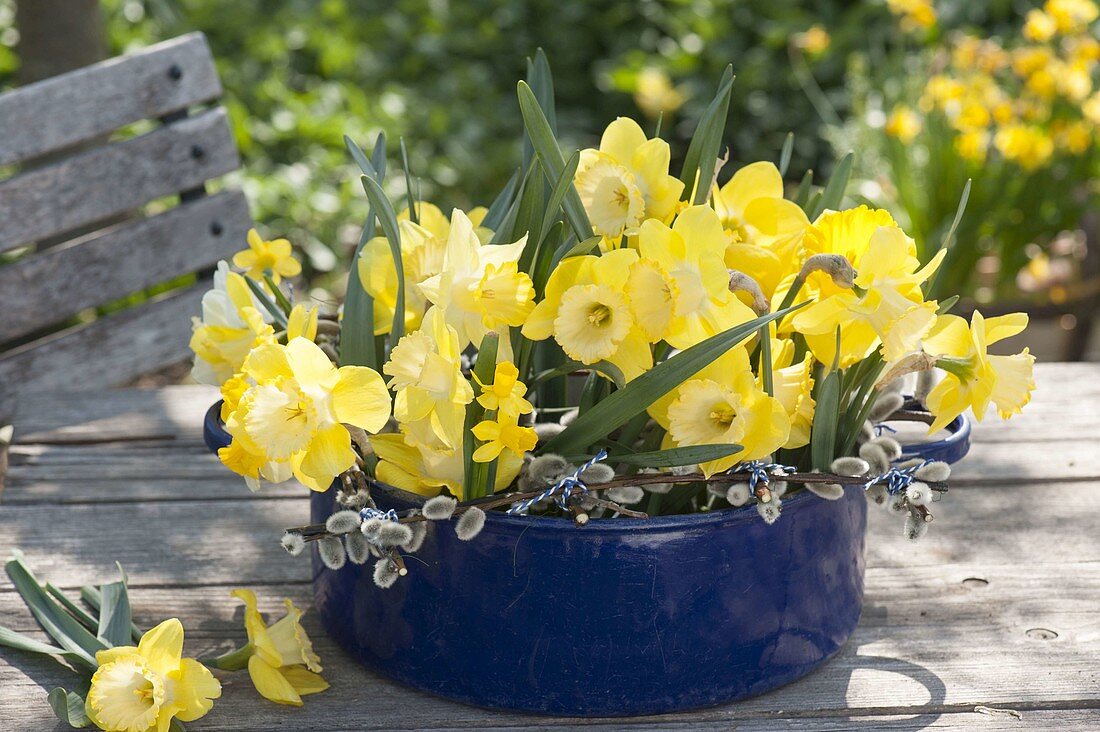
[0,33,222,168]
[0,33,251,414]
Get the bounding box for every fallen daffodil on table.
[205,590,328,707]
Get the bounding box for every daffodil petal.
[247,655,303,706]
[281,665,330,696]
[332,366,391,431]
[137,619,184,678]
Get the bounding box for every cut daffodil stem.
[204,642,253,671]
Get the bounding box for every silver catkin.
[580,462,615,484]
[345,532,372,565]
[607,485,645,505]
[807,482,845,500]
[771,481,789,498]
[372,558,400,588]
[915,460,951,482]
[866,483,888,505]
[377,521,414,547]
[867,392,905,423]
[906,481,932,507]
[887,492,908,513]
[904,511,929,540]
[870,436,903,461]
[318,536,347,570]
[360,517,383,543]
[914,368,938,404]
[422,495,458,521]
[757,496,782,524]
[325,510,362,535]
[402,521,428,553]
[520,454,572,491]
[640,467,672,493]
[281,531,306,557]
[831,456,870,477]
[859,442,891,473]
[726,482,751,506]
[533,422,566,442]
[559,408,580,426]
[455,507,487,541]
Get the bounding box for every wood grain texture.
[0,285,206,408]
[0,107,239,252]
[0,33,221,168]
[0,191,250,343]
[0,364,1098,731]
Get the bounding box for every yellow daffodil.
[794,25,831,55]
[885,105,922,144]
[471,414,538,462]
[714,162,809,304]
[402,201,492,243]
[474,361,533,418]
[793,225,943,366]
[370,432,523,499]
[921,311,1036,433]
[645,345,789,476]
[233,228,301,283]
[85,619,220,732]
[574,117,684,244]
[358,219,443,335]
[633,67,686,118]
[768,340,816,449]
[418,209,534,351]
[1046,0,1099,34]
[633,206,758,350]
[190,263,276,386]
[994,123,1055,171]
[887,0,937,31]
[225,589,328,707]
[1024,9,1058,41]
[523,249,653,380]
[222,337,391,491]
[384,307,473,452]
[286,303,319,341]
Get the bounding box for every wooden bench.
[0,32,251,416]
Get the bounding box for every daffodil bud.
[423,495,458,521]
[915,460,951,482]
[757,496,782,524]
[455,507,487,541]
[403,521,428,553]
[906,481,932,507]
[727,270,769,315]
[799,253,856,288]
[325,510,362,535]
[318,536,346,570]
[519,454,571,491]
[607,485,645,505]
[373,558,400,588]
[868,392,905,423]
[281,531,306,557]
[726,482,751,506]
[904,511,929,540]
[377,521,414,547]
[807,482,845,500]
[859,442,891,473]
[871,436,903,461]
[580,463,615,484]
[345,532,372,565]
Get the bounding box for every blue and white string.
[873,423,898,437]
[359,507,400,522]
[863,459,933,495]
[732,461,797,491]
[507,450,608,515]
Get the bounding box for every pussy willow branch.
[287,468,948,538]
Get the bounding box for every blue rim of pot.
[203,399,970,532]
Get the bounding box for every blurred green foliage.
[0,0,1043,294]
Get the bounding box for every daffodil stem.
[262,273,294,315]
[204,643,253,671]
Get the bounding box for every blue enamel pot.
[204,402,968,716]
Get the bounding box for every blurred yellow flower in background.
[885,105,922,143]
[233,228,301,283]
[793,25,831,55]
[633,67,686,118]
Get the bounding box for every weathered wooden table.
[1,362,1097,730]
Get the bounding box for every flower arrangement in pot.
[191,56,1036,716]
